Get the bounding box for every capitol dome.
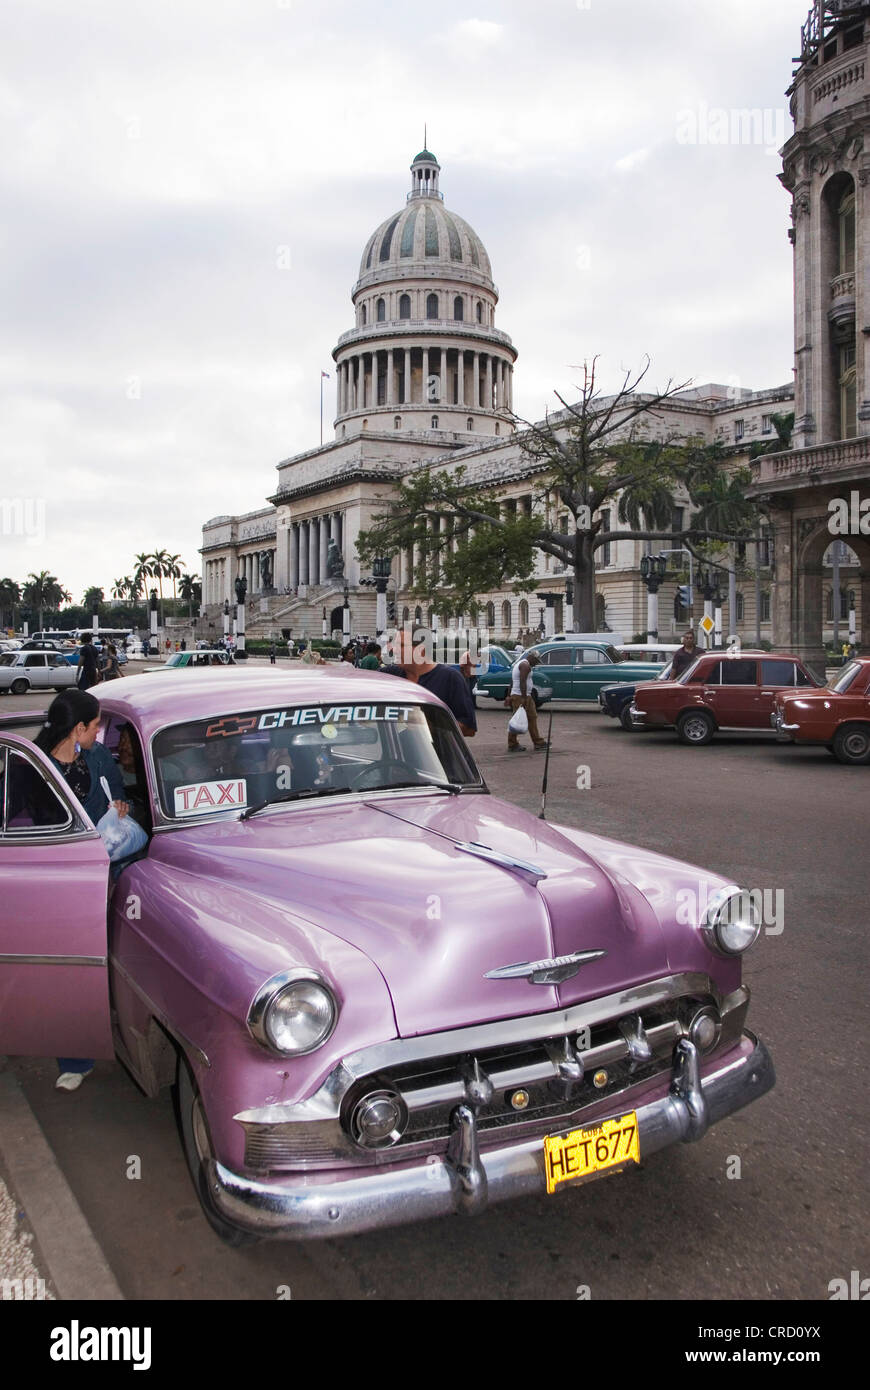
[333,147,516,441]
[355,148,493,290]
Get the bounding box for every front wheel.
[832,724,870,765]
[176,1056,259,1247]
[676,710,715,746]
[10,679,29,696]
[619,704,635,732]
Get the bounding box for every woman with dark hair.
[75,632,101,691]
[37,690,129,1092]
[340,642,357,666]
[99,642,123,681]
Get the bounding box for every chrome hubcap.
[684,717,709,741]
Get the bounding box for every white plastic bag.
[508,704,529,734]
[96,776,148,862]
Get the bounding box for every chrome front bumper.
[207,1032,774,1240]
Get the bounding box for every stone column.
[289,524,299,587]
[319,516,329,581]
[369,351,377,408]
[387,348,394,406]
[485,355,493,410]
[457,350,465,406]
[473,351,480,408]
[299,524,309,586]
[404,347,411,404]
[422,346,430,406]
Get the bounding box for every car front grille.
[241,985,747,1173]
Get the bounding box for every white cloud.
[613,147,650,173]
[451,19,504,46]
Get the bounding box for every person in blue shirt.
[35,690,129,1091]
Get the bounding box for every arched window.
[402,607,410,623]
[431,415,439,429]
[485,602,496,629]
[826,588,851,621]
[414,605,423,623]
[362,418,368,430]
[519,599,529,626]
[501,601,512,630]
[735,592,744,621]
[760,592,771,623]
[494,423,500,436]
[399,294,411,319]
[376,297,386,322]
[476,301,483,323]
[466,417,473,431]
[360,304,367,326]
[839,189,856,276]
[426,293,439,319]
[394,415,402,429]
[453,296,464,321]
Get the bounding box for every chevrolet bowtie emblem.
[484,949,607,986]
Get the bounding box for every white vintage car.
[0,651,79,694]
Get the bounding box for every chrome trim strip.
[212,1033,775,1238]
[485,949,606,984]
[454,840,547,884]
[0,952,106,967]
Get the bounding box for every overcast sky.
[0,0,807,607]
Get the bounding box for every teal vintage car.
[474,640,664,705]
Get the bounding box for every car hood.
[153,793,671,1037]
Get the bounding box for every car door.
[575,646,613,699]
[47,652,73,687]
[702,658,759,727]
[0,733,114,1059]
[23,653,51,688]
[757,659,802,724]
[537,646,573,697]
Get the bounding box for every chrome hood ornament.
[484,949,607,986]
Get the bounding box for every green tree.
[83,586,105,613]
[358,359,764,629]
[0,578,21,630]
[22,572,71,634]
[179,573,201,620]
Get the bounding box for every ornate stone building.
[747,0,870,669]
[201,143,804,650]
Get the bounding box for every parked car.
[772,657,870,764]
[146,650,235,671]
[630,651,822,745]
[0,669,774,1242]
[615,644,681,664]
[600,662,674,731]
[477,640,664,705]
[19,638,73,652]
[0,651,79,694]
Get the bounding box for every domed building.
[335,149,517,439]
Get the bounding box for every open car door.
[0,730,114,1059]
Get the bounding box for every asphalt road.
[4,671,868,1300]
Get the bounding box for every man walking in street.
[269,642,276,664]
[670,629,698,679]
[76,632,101,691]
[507,649,547,751]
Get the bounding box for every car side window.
[0,747,72,833]
[24,654,45,667]
[762,660,795,686]
[541,649,572,666]
[719,659,759,685]
[582,649,607,664]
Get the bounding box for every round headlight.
[703,887,760,956]
[248,971,338,1055]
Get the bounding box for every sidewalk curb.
[0,1069,124,1300]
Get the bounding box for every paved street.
[3,670,868,1300]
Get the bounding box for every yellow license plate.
[543,1112,640,1195]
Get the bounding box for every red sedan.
[630,651,821,746]
[772,658,870,764]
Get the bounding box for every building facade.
[203,8,870,664]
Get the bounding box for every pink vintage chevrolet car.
[0,668,774,1242]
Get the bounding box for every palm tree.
[111,577,130,601]
[165,553,184,607]
[83,586,105,614]
[132,553,153,624]
[22,571,70,634]
[0,578,21,631]
[179,573,201,620]
[149,550,171,625]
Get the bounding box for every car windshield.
[656,661,673,681]
[675,656,704,684]
[152,700,484,820]
[827,660,861,693]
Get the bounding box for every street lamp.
[342,581,350,640]
[639,553,667,641]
